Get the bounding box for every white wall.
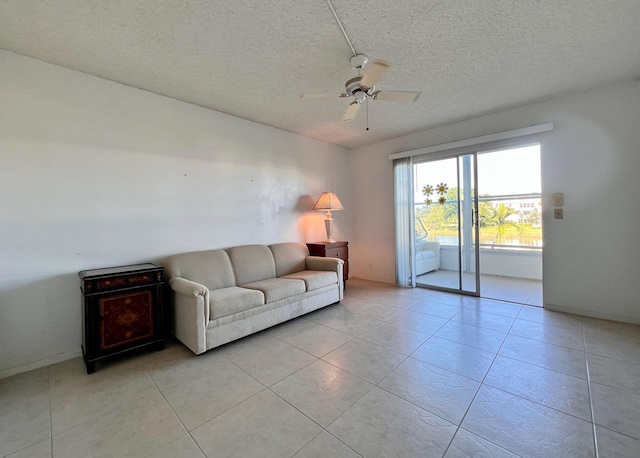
[0,51,352,377]
[351,80,640,323]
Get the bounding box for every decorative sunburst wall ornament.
[422,182,448,205]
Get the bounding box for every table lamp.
[313,192,344,243]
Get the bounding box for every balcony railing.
[414,192,543,252]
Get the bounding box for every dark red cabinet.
[79,263,165,374]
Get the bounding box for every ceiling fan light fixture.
[353,92,367,104]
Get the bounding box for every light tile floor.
[417,270,543,306]
[2,279,640,457]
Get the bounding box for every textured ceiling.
[1,1,639,149]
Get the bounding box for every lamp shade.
[313,192,344,211]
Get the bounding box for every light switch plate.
[552,193,564,206]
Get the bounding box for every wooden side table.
[79,263,165,374]
[307,241,348,287]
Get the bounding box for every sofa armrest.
[169,277,208,297]
[305,256,343,272]
[167,277,210,354]
[305,256,344,300]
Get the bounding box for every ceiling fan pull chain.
[366,98,370,131]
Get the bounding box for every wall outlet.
[554,208,564,219]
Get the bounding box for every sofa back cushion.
[226,244,276,285]
[269,242,309,277]
[162,249,236,290]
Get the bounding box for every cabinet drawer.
[82,270,163,294]
[325,246,348,261]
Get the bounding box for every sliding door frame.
[392,123,553,295]
[412,151,480,296]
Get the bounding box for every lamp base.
[324,218,335,243]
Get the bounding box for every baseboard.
[0,348,82,380]
[544,303,640,325]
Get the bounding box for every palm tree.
[479,203,523,243]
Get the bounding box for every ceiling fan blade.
[373,90,421,102]
[300,93,346,100]
[342,102,361,122]
[360,59,390,88]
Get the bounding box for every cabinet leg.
[85,361,96,374]
[155,341,165,352]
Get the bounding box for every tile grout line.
[261,303,377,456]
[583,326,599,458]
[383,294,493,456]
[440,301,524,457]
[8,282,630,457]
[229,301,408,444]
[258,302,376,455]
[303,290,452,455]
[268,383,369,458]
[143,371,208,457]
[476,307,598,424]
[494,334,589,381]
[48,365,54,457]
[444,306,600,455]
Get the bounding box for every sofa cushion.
[209,286,265,320]
[226,245,276,285]
[269,242,309,277]
[282,270,337,291]
[415,250,436,261]
[241,278,306,303]
[163,249,236,290]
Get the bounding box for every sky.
[414,145,541,200]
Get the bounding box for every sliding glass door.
[413,154,479,295]
[394,138,544,302]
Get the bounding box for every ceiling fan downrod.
[325,0,357,57]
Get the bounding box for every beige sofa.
[162,242,344,355]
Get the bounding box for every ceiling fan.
[300,54,422,122]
